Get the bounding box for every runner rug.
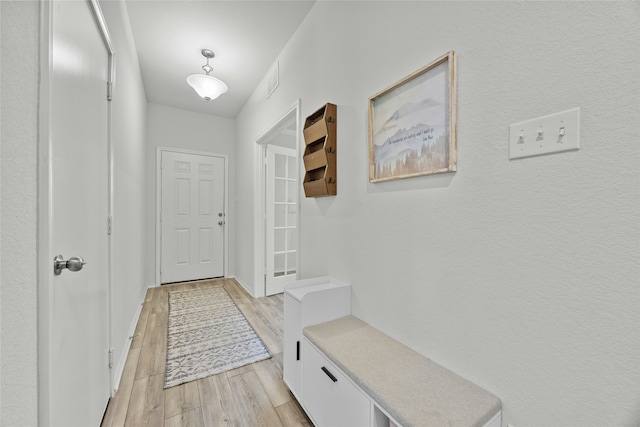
[164,284,271,388]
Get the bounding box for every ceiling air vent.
[267,61,279,98]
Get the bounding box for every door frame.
[254,99,301,297]
[38,0,116,423]
[155,147,229,286]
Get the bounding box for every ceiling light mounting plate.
[201,49,215,59]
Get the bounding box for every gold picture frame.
[369,51,457,182]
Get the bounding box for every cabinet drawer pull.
[296,341,300,361]
[321,366,338,383]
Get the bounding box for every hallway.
[2,1,638,425]
[101,279,311,427]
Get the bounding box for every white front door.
[50,0,111,424]
[265,145,298,295]
[161,151,225,283]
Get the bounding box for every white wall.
[235,2,640,425]
[100,0,148,390]
[0,2,39,425]
[145,103,236,285]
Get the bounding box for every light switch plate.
[509,107,580,159]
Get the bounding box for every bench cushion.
[304,315,501,427]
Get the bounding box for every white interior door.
[161,151,225,283]
[265,145,298,295]
[50,0,111,424]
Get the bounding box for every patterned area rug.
[164,285,271,388]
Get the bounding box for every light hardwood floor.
[101,278,312,427]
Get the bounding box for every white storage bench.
[283,277,352,403]
[302,316,502,427]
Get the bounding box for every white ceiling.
[124,0,316,119]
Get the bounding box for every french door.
[265,145,298,295]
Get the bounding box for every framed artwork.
[369,51,457,182]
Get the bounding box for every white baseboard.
[229,275,256,298]
[110,293,145,395]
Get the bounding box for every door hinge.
[107,81,113,101]
[108,348,114,369]
[107,215,113,235]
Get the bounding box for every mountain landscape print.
[369,54,455,182]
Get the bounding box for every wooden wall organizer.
[303,103,337,197]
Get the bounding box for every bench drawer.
[302,338,370,427]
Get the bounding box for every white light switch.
[509,108,580,159]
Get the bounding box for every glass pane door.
[265,144,298,295]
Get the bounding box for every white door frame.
[38,0,115,423]
[155,147,229,286]
[254,99,301,297]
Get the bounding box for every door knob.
[218,220,225,226]
[54,255,86,275]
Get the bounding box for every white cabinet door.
[283,292,303,400]
[303,339,370,427]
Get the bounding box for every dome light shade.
[187,49,228,101]
[186,74,228,101]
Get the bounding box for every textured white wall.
[236,1,640,425]
[0,1,40,425]
[99,0,148,390]
[145,103,236,285]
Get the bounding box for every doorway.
[157,149,228,284]
[255,101,301,296]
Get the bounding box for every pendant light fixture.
[186,49,228,101]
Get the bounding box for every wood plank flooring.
[101,278,312,427]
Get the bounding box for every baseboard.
[110,292,145,395]
[229,275,256,298]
